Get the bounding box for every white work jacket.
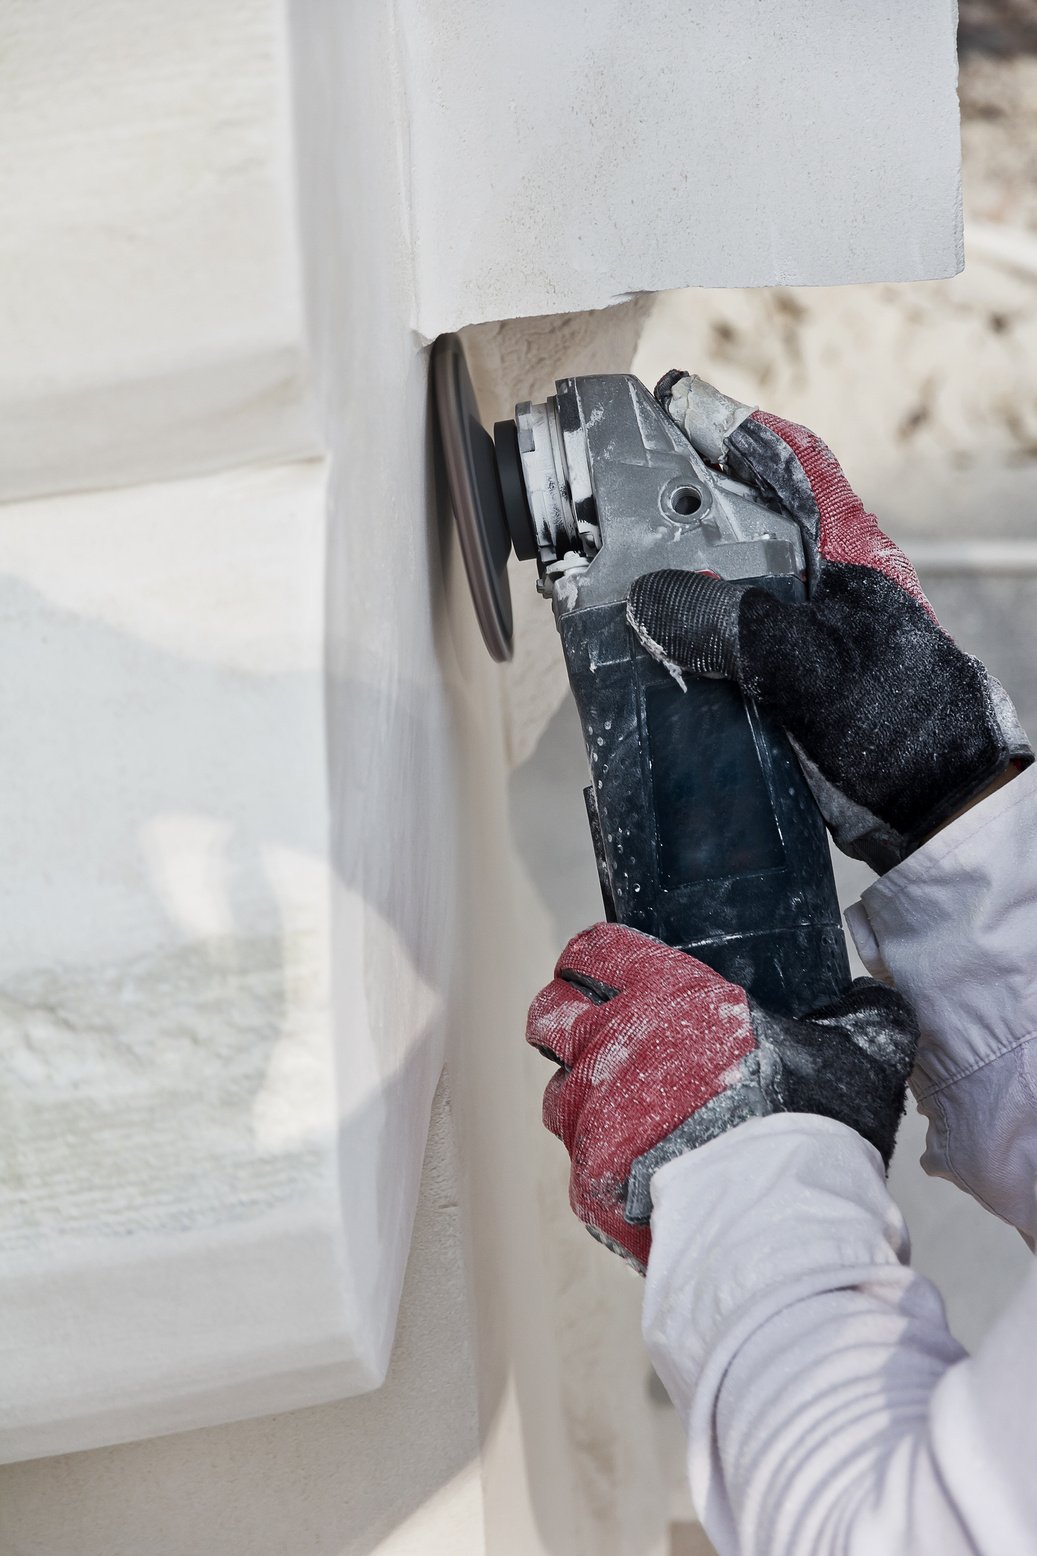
[643,760,1037,1556]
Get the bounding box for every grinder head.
[432,334,805,660]
[431,333,537,662]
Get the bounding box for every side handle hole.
[669,485,703,517]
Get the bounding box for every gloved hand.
[627,372,1033,871]
[527,923,918,1273]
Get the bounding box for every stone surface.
[400,0,962,338]
[0,1080,488,1556]
[0,0,317,500]
[0,460,375,1459]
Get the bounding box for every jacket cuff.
[846,760,1037,1092]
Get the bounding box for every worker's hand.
[627,372,1033,872]
[527,923,918,1273]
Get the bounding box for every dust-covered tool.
[431,333,850,1016]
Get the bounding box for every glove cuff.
[625,981,918,1222]
[898,671,1032,860]
[625,1051,769,1222]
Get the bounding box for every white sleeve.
[643,1115,1037,1556]
[845,759,1037,1242]
[642,769,1037,1555]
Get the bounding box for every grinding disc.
[432,333,515,662]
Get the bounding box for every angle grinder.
[432,333,850,1017]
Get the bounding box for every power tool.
[432,334,850,1017]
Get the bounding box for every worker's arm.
[644,759,1037,1555]
[531,900,1037,1555]
[530,378,1037,1553]
[530,897,1037,1553]
[644,1113,1037,1555]
[628,373,1037,1241]
[627,380,1037,1548]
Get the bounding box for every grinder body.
[430,335,851,1020]
[511,373,850,1018]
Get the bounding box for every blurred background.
[511,5,1037,1548]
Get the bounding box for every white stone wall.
[0,0,963,1549]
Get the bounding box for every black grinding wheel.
[431,333,516,662]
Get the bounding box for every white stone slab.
[0,461,397,1458]
[0,0,317,500]
[400,0,963,338]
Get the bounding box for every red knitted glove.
[627,373,1032,871]
[527,923,917,1273]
